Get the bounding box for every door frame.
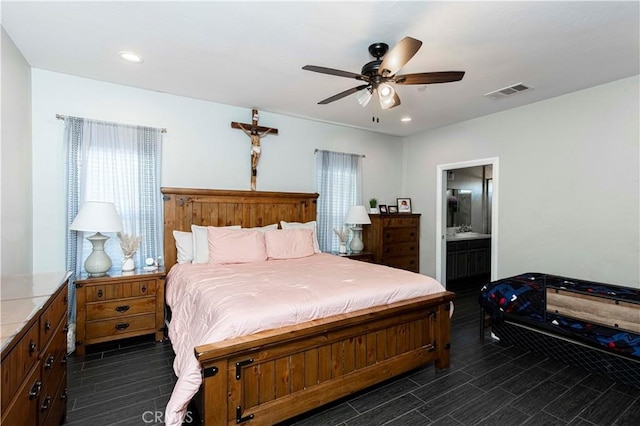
[435,157,499,288]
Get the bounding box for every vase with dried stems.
[118,232,141,272]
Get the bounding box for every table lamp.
[70,201,123,277]
[345,205,371,253]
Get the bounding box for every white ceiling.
[2,1,638,137]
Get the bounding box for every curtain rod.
[314,148,365,158]
[56,114,167,134]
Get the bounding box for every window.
[315,150,363,252]
[64,116,163,324]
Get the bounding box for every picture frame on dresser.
[379,204,388,214]
[397,198,412,213]
[388,205,398,214]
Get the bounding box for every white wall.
[31,69,403,273]
[1,28,33,275]
[404,76,640,288]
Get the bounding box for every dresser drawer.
[382,242,418,258]
[38,354,65,426]
[86,313,156,340]
[1,364,40,426]
[86,296,156,321]
[85,279,156,302]
[42,372,67,426]
[1,321,40,408]
[382,217,419,228]
[40,319,67,388]
[39,288,67,350]
[384,256,419,273]
[382,227,418,244]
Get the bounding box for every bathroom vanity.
[446,233,491,283]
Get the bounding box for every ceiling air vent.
[484,83,532,100]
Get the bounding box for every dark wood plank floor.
[67,284,640,425]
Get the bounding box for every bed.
[479,273,640,389]
[161,187,455,426]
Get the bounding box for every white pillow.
[173,230,194,264]
[191,224,241,264]
[280,221,321,253]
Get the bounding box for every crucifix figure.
[231,108,279,191]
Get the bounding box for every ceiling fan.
[302,37,465,110]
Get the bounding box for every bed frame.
[162,187,455,425]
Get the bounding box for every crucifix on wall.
[231,108,279,191]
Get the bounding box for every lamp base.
[84,232,113,277]
[349,227,364,253]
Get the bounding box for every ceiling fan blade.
[318,84,369,105]
[393,71,465,85]
[302,65,365,80]
[379,36,422,76]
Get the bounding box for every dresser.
[74,269,165,356]
[363,213,421,272]
[1,272,70,426]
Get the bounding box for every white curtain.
[315,150,363,252]
[64,116,163,350]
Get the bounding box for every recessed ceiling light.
[401,117,412,122]
[118,51,143,63]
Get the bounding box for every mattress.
[479,273,640,361]
[164,253,448,425]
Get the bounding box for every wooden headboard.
[161,187,319,271]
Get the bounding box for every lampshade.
[345,205,372,225]
[356,88,373,107]
[70,201,123,232]
[378,83,398,110]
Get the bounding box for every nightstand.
[74,269,165,355]
[335,251,374,263]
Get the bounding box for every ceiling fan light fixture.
[378,83,396,109]
[356,88,372,107]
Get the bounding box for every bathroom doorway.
[435,158,499,290]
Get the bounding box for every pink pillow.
[208,227,267,264]
[264,229,315,260]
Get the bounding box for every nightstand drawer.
[86,314,156,340]
[86,296,156,321]
[85,279,156,302]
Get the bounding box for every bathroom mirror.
[446,189,471,227]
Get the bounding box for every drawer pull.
[63,323,69,333]
[141,285,147,293]
[115,323,130,331]
[45,320,52,332]
[61,354,68,365]
[60,388,68,402]
[97,289,103,298]
[29,381,42,399]
[44,354,55,370]
[410,246,416,251]
[115,305,131,313]
[28,340,37,354]
[41,395,52,412]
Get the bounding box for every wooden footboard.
[195,291,454,426]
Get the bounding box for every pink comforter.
[164,253,447,425]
